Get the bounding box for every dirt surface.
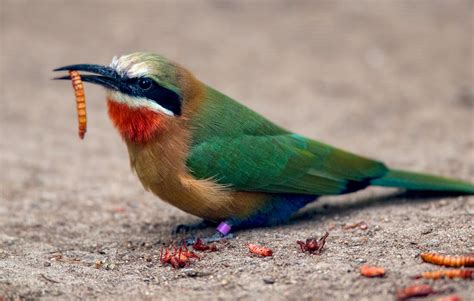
[1,0,473,300]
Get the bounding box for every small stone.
[184,269,211,278]
[263,277,275,284]
[50,253,63,261]
[185,269,198,277]
[438,200,448,207]
[421,228,433,235]
[355,258,367,263]
[95,260,103,269]
[43,262,51,267]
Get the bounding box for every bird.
[54,52,474,241]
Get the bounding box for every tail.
[370,169,474,194]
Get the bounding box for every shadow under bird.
[54,52,474,242]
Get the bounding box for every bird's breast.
[107,99,168,144]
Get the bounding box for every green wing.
[187,134,388,195]
[187,86,388,195]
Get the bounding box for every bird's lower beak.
[53,64,121,90]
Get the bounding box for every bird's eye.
[137,78,153,90]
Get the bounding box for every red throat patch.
[107,99,168,144]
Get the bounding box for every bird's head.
[54,52,201,144]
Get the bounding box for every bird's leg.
[171,219,216,236]
[184,221,235,245]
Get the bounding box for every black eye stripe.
[119,77,182,115]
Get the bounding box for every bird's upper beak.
[53,64,122,90]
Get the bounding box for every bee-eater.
[54,52,474,240]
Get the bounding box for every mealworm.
[247,244,273,257]
[69,70,87,139]
[421,253,474,267]
[413,269,473,280]
[360,265,385,277]
[396,284,435,301]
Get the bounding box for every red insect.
[193,238,218,252]
[69,70,87,139]
[413,269,473,280]
[396,284,436,301]
[247,244,273,257]
[160,243,200,269]
[360,265,386,277]
[296,232,329,254]
[420,253,474,267]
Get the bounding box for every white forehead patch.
[106,90,175,117]
[109,55,151,78]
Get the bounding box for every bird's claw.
[184,232,235,245]
[171,220,214,236]
[172,224,191,235]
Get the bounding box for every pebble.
[184,269,211,278]
[263,277,275,284]
[421,228,433,235]
[438,200,448,207]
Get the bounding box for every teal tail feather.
[371,169,474,194]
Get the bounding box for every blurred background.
[1,0,473,299]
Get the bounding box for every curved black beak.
[53,64,121,90]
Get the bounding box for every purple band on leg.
[216,222,231,235]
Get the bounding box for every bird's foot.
[171,220,215,236]
[184,232,235,245]
[184,221,235,245]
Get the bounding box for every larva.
[413,269,473,280]
[421,253,474,267]
[69,70,87,139]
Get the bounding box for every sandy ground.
[1,0,473,300]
